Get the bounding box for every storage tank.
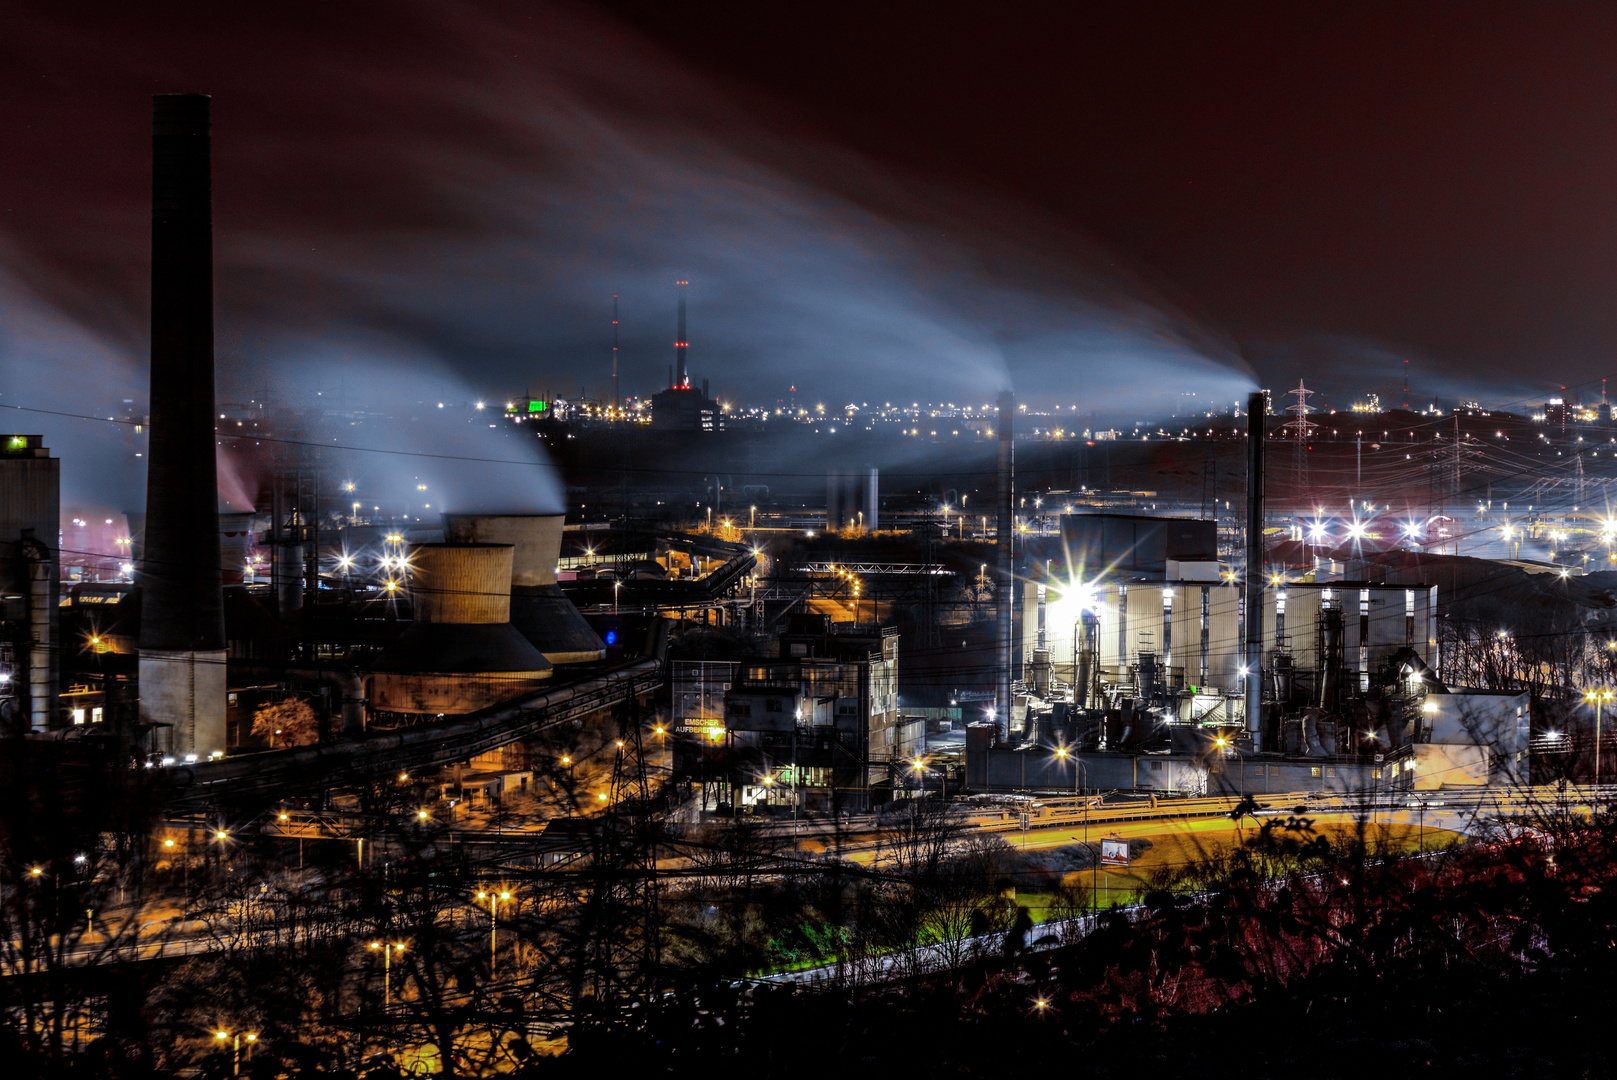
[441,514,605,664]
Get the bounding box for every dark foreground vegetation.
[1,737,1612,1079]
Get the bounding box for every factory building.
[972,392,1520,796]
[0,435,59,733]
[668,616,910,811]
[1059,512,1219,581]
[1040,578,1438,711]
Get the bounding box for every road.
[8,785,1581,975]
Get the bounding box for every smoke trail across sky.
[0,0,1256,514]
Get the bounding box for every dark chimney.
[141,94,225,656]
[138,95,228,758]
[1244,390,1265,750]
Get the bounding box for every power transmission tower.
[1276,381,1319,495]
[570,702,662,1028]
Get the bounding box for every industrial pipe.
[1076,610,1098,710]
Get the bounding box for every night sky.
[604,1,1617,408]
[3,0,1616,470]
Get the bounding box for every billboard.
[1100,838,1130,867]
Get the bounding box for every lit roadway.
[6,788,1579,975]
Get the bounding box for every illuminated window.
[90,707,102,724]
[72,708,86,725]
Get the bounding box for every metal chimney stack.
[674,280,689,387]
[1244,390,1266,752]
[996,390,1015,743]
[138,94,227,759]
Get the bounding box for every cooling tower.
[369,543,553,718]
[441,514,606,664]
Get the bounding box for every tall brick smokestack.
[139,94,227,759]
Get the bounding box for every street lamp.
[1585,687,1614,786]
[1214,733,1246,791]
[214,1029,258,1076]
[910,756,941,799]
[369,940,406,1008]
[475,889,513,974]
[1053,745,1086,798]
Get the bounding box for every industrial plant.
[0,103,1599,808]
[3,71,1616,1078]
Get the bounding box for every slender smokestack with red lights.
[996,389,1014,744]
[674,280,689,387]
[139,93,227,759]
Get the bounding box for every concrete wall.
[1207,756,1387,797]
[1410,743,1490,789]
[411,544,513,623]
[1417,689,1529,787]
[370,670,551,717]
[965,743,1208,794]
[139,649,227,758]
